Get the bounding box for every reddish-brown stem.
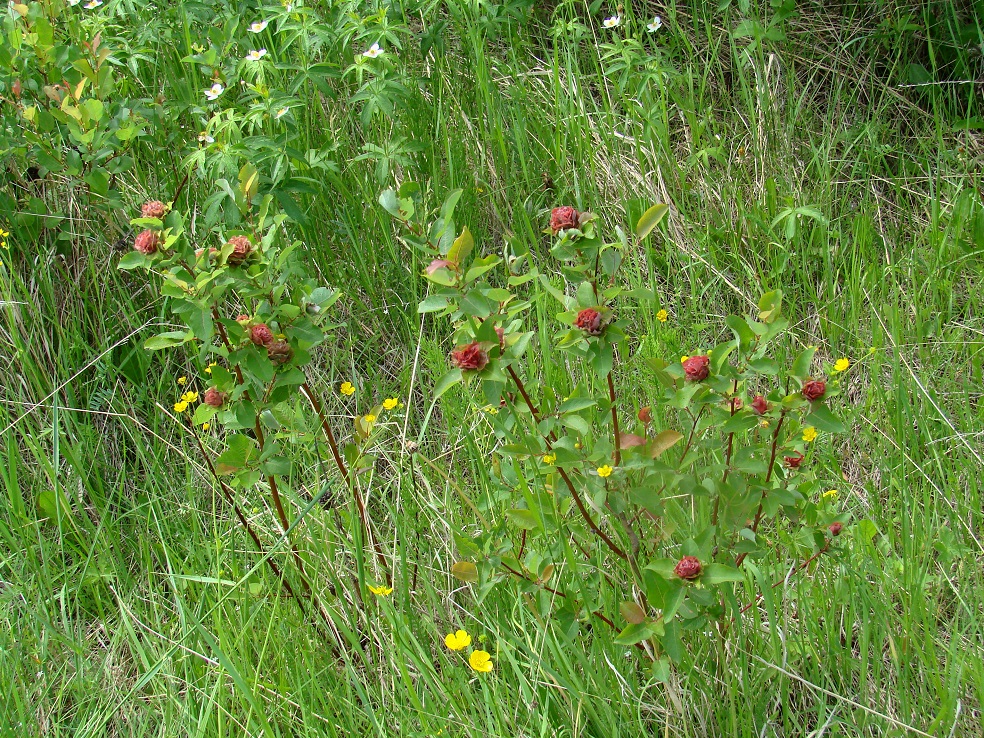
[506,365,627,560]
[301,380,391,583]
[713,397,740,528]
[187,419,307,616]
[736,410,789,567]
[736,537,833,618]
[607,373,621,466]
[517,529,527,560]
[171,170,191,206]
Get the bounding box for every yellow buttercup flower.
[204,362,217,374]
[656,309,668,323]
[823,489,838,499]
[382,397,399,410]
[483,405,499,415]
[202,423,210,431]
[177,376,187,385]
[542,453,556,465]
[596,465,613,478]
[680,355,690,363]
[802,426,818,443]
[173,401,189,413]
[469,650,493,673]
[833,358,850,372]
[340,382,355,396]
[444,629,471,651]
[368,584,393,596]
[181,391,199,403]
[363,414,376,423]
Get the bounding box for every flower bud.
[495,326,506,351]
[682,354,710,381]
[450,342,489,371]
[12,79,21,98]
[133,229,160,255]
[828,522,843,537]
[751,395,769,414]
[638,406,652,424]
[550,206,580,234]
[784,451,805,469]
[225,235,253,266]
[266,339,293,365]
[250,323,274,346]
[674,556,702,580]
[203,388,226,407]
[575,308,603,336]
[801,379,826,402]
[141,200,167,219]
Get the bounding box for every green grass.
[2,0,983,735]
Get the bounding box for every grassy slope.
[2,0,983,736]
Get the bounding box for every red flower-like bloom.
[250,323,274,346]
[638,406,652,424]
[784,452,805,469]
[133,229,160,255]
[203,388,226,407]
[802,379,826,402]
[450,342,489,371]
[267,339,293,365]
[141,200,167,219]
[674,556,702,580]
[550,206,581,234]
[225,235,253,266]
[751,395,769,414]
[575,308,603,336]
[828,522,843,537]
[682,354,710,382]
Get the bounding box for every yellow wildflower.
[680,355,690,363]
[177,376,187,385]
[656,309,668,323]
[382,397,399,410]
[484,405,499,415]
[823,489,838,499]
[833,358,850,373]
[173,401,189,413]
[363,414,376,423]
[204,362,217,374]
[802,426,818,443]
[340,382,356,396]
[444,630,471,651]
[542,453,556,465]
[368,584,393,596]
[181,391,199,403]
[202,423,210,431]
[596,465,613,478]
[468,650,493,673]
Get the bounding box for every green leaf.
[214,434,256,475]
[192,403,218,425]
[505,508,539,531]
[144,331,191,351]
[556,397,597,413]
[418,295,450,313]
[702,563,744,585]
[720,412,758,435]
[620,600,647,625]
[446,225,474,266]
[450,561,478,583]
[757,290,783,323]
[804,406,846,434]
[634,203,669,241]
[432,368,462,401]
[790,346,817,379]
[117,251,146,270]
[649,430,683,459]
[378,188,402,219]
[726,315,756,353]
[614,621,660,646]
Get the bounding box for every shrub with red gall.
[250,323,274,346]
[802,379,826,402]
[133,229,160,255]
[828,522,843,537]
[267,340,294,365]
[728,397,743,411]
[550,206,580,234]
[638,406,652,424]
[784,452,805,469]
[751,395,769,414]
[682,354,710,381]
[674,556,702,580]
[450,342,489,371]
[575,308,603,336]
[226,235,253,266]
[203,388,226,407]
[141,200,167,219]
